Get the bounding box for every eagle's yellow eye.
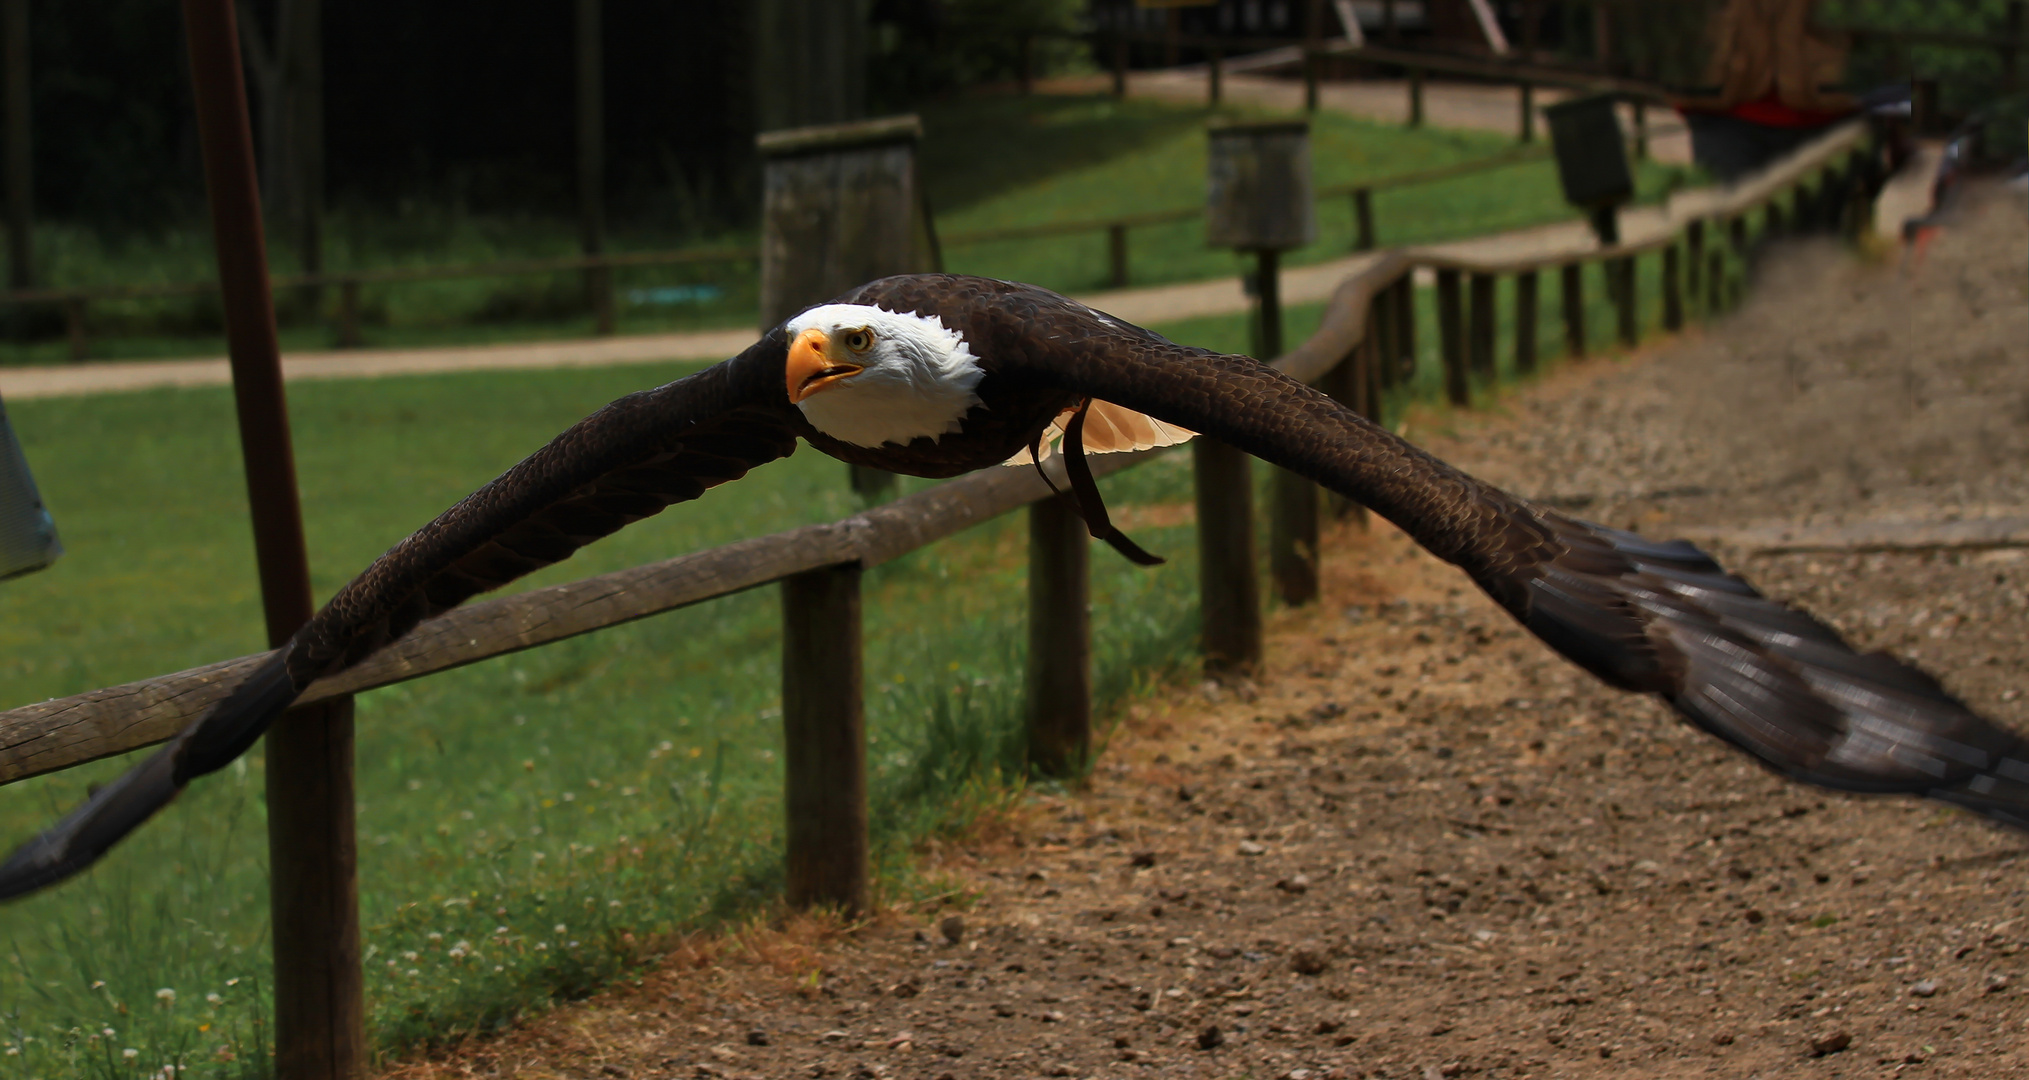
[842,328,874,353]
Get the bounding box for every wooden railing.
[0,117,1871,1064]
[0,118,1870,785]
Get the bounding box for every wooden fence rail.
[0,147,1551,361]
[0,119,1870,787]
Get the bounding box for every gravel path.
[387,184,2028,1080]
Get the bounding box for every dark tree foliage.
[27,0,202,227]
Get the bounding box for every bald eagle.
[4,274,2025,898]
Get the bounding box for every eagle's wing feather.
[0,343,798,899]
[906,278,2029,828]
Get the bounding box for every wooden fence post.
[1614,256,1638,348]
[337,278,361,348]
[781,563,868,912]
[1728,214,1747,252]
[62,297,84,361]
[1561,262,1585,358]
[1352,187,1375,251]
[1320,330,1369,524]
[1686,219,1704,300]
[1630,98,1648,160]
[1108,223,1129,288]
[1025,494,1090,777]
[1194,439,1262,676]
[1018,34,1034,95]
[1467,271,1496,379]
[1436,268,1467,405]
[1209,47,1223,105]
[1513,269,1538,375]
[1270,455,1319,605]
[1303,48,1319,112]
[1394,274,1416,383]
[1706,248,1724,313]
[1373,280,1397,389]
[181,1,363,1075]
[758,115,925,500]
[1662,243,1683,331]
[1764,198,1784,239]
[1112,34,1128,98]
[1519,80,1535,142]
[1207,118,1314,613]
[1408,66,1424,127]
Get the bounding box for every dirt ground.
[387,182,2029,1080]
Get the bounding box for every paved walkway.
[0,87,1909,403]
[1040,69,1696,166]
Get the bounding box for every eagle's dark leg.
[1062,399,1166,567]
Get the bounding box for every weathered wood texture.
[1194,439,1261,676]
[1206,121,1317,251]
[757,114,923,497]
[1513,270,1538,374]
[1436,268,1467,405]
[1613,256,1638,348]
[1662,243,1683,331]
[1025,495,1090,777]
[781,563,867,912]
[757,116,923,330]
[1468,271,1496,379]
[1270,463,1320,605]
[265,695,364,1080]
[0,120,1870,788]
[1562,262,1585,357]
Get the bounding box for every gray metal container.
[0,394,60,581]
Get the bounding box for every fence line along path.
[0,119,1873,1062]
[0,122,1868,404]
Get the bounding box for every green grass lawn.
[0,92,1692,366]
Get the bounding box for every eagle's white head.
[782,304,987,448]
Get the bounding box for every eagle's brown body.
[6,273,2028,900]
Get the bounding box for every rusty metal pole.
[179,2,363,1077]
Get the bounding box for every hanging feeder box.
[1206,119,1317,252]
[0,394,60,581]
[1543,93,1634,245]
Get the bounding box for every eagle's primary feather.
[5,273,2025,899]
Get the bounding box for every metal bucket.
[0,393,60,581]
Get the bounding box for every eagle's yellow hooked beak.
[786,328,865,404]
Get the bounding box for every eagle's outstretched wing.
[7,272,2026,901]
[889,277,2029,826]
[0,340,801,898]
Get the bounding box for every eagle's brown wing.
[0,338,799,898]
[895,277,2029,830]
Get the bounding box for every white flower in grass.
[102,1028,115,1037]
[123,1048,139,1060]
[206,993,222,1005]
[554,923,567,934]
[155,988,176,1006]
[89,980,105,990]
[4,1046,17,1056]
[402,951,419,962]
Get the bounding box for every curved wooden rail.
[0,121,1874,787]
